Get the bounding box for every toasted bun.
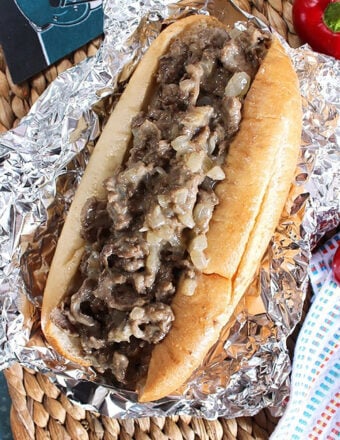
[139,39,302,401]
[41,15,302,401]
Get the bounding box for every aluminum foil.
[0,0,339,419]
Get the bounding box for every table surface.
[0,371,12,440]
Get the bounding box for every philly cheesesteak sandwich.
[41,15,302,402]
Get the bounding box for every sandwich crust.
[41,16,302,401]
[140,39,302,401]
[204,38,302,279]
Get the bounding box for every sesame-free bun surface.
[204,38,302,280]
[140,37,302,401]
[41,16,302,402]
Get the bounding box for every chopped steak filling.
[51,22,271,388]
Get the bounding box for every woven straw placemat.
[1,1,304,438]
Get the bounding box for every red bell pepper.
[292,0,340,59]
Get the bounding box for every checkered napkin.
[271,233,340,440]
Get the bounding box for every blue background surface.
[0,371,13,440]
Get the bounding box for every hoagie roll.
[41,15,302,402]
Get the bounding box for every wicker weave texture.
[4,364,278,440]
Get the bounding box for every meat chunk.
[108,303,174,344]
[69,279,98,327]
[157,39,188,83]
[130,120,161,162]
[80,197,111,243]
[105,161,152,230]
